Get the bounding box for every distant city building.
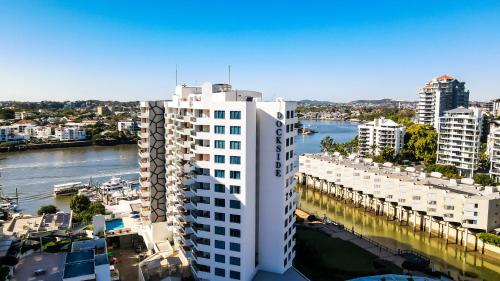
[139,83,300,281]
[358,117,405,156]
[488,124,500,181]
[484,99,500,116]
[417,75,470,128]
[14,111,32,120]
[436,107,483,177]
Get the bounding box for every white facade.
[140,83,298,281]
[436,107,483,177]
[55,126,87,141]
[489,126,500,181]
[417,75,469,128]
[299,154,500,232]
[117,121,139,134]
[358,117,405,156]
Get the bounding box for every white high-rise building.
[417,75,470,128]
[488,125,500,181]
[437,107,483,177]
[358,117,405,157]
[140,83,302,281]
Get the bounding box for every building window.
[230,126,241,135]
[230,171,241,179]
[215,254,225,263]
[214,125,225,134]
[230,228,241,238]
[230,200,241,209]
[230,156,241,164]
[214,198,225,207]
[214,240,225,249]
[215,267,225,277]
[230,185,240,194]
[215,226,225,235]
[214,155,225,163]
[230,141,241,150]
[214,140,225,149]
[215,212,225,221]
[230,270,241,280]
[215,169,225,178]
[214,110,225,119]
[230,256,241,266]
[230,111,241,119]
[230,214,241,223]
[229,242,240,252]
[214,184,225,193]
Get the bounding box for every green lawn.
[294,226,402,281]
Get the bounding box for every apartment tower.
[138,101,167,242]
[142,83,299,281]
[417,75,470,127]
[358,117,405,157]
[437,107,483,177]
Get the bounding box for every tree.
[70,195,91,214]
[473,173,496,186]
[402,124,437,165]
[320,136,335,153]
[37,205,58,215]
[0,108,15,119]
[380,146,396,162]
[426,164,460,179]
[80,202,106,223]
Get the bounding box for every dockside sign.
[275,112,283,177]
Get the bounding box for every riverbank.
[298,185,500,281]
[0,140,137,153]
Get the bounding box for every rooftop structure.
[417,75,469,128]
[63,239,112,281]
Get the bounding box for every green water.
[298,185,500,281]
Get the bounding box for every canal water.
[1,120,498,280]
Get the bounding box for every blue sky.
[1,0,499,102]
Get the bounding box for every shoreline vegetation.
[0,139,137,153]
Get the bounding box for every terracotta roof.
[436,75,455,81]
[15,120,36,125]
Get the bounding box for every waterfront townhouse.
[139,83,302,281]
[54,126,87,141]
[417,75,469,128]
[298,154,500,234]
[436,107,483,177]
[358,117,405,156]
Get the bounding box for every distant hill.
[348,99,394,104]
[298,99,335,105]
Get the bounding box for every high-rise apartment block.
[138,83,301,281]
[417,75,469,127]
[436,107,483,177]
[488,124,500,181]
[358,117,405,157]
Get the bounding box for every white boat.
[98,177,132,193]
[53,182,86,196]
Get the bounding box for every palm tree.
[320,136,335,154]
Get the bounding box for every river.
[1,119,498,280]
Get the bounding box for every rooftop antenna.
[228,64,231,85]
[175,64,178,86]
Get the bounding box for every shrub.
[477,232,500,246]
[473,173,496,186]
[37,205,59,215]
[426,164,461,179]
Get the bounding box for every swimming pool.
[105,219,125,231]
